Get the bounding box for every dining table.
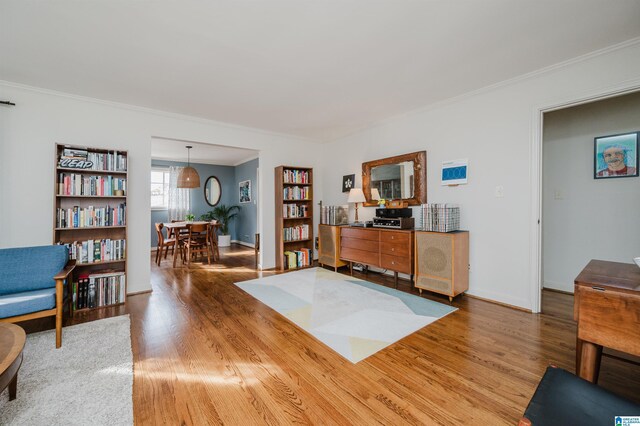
[163,221,221,267]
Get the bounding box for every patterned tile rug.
[235,267,457,363]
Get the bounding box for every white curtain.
[168,166,191,221]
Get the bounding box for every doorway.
[540,91,640,315]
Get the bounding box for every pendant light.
[177,145,200,188]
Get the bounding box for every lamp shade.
[177,166,200,188]
[370,188,381,201]
[347,188,366,203]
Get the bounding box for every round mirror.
[204,176,222,206]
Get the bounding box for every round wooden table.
[0,323,26,401]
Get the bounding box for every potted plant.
[201,204,240,247]
[185,213,195,222]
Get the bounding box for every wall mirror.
[204,176,222,206]
[362,151,427,206]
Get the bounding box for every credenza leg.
[394,272,398,288]
[349,262,353,275]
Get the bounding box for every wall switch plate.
[495,185,504,198]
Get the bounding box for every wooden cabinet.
[317,224,347,271]
[339,227,414,287]
[414,231,469,301]
[275,166,314,270]
[53,143,128,314]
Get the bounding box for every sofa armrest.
[54,259,76,281]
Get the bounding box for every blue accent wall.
[234,158,259,245]
[150,160,236,247]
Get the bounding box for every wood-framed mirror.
[204,176,222,206]
[362,151,427,206]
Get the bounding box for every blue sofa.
[0,245,75,348]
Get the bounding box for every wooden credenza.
[340,227,414,286]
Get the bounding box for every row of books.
[283,186,311,200]
[74,272,126,310]
[59,239,126,264]
[283,224,310,242]
[55,204,126,228]
[283,248,313,270]
[321,205,349,225]
[283,169,310,184]
[421,203,460,232]
[60,148,127,172]
[283,203,309,218]
[57,173,127,196]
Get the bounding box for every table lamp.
[371,188,381,202]
[347,188,366,223]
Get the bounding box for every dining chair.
[184,223,210,266]
[155,223,180,266]
[169,219,189,239]
[208,221,220,262]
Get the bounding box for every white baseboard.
[232,240,255,248]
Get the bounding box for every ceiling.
[2,1,640,141]
[151,137,258,166]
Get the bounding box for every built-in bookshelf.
[275,166,314,270]
[53,143,128,314]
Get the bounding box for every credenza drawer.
[341,247,380,265]
[380,253,412,274]
[380,241,410,257]
[380,231,411,245]
[341,227,379,241]
[341,237,379,252]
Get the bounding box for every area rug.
[0,315,133,426]
[236,267,457,363]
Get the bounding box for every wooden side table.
[0,323,26,401]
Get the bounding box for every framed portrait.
[594,132,639,179]
[239,180,251,203]
[342,174,355,193]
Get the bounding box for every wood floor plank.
[20,244,635,425]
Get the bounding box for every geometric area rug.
[0,315,133,426]
[235,268,457,363]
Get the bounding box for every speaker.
[415,231,469,300]
[318,224,347,271]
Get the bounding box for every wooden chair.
[184,223,211,267]
[155,223,180,266]
[169,219,189,240]
[208,222,220,262]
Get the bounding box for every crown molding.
[325,37,640,143]
[0,79,318,144]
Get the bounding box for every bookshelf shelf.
[75,259,126,267]
[56,167,127,175]
[53,143,128,315]
[55,226,127,231]
[275,166,314,270]
[56,195,127,199]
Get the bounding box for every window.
[151,168,170,209]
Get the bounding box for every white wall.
[321,40,640,310]
[543,92,640,292]
[0,83,323,293]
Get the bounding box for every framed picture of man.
[594,132,638,179]
[239,180,251,203]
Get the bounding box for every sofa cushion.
[0,245,68,296]
[0,288,57,318]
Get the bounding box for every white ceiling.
[2,1,640,141]
[151,137,258,166]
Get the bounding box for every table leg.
[578,341,603,383]
[575,337,583,374]
[172,234,179,268]
[9,373,17,401]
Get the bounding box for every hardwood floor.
[24,246,640,425]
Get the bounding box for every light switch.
[554,190,564,200]
[495,185,504,198]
